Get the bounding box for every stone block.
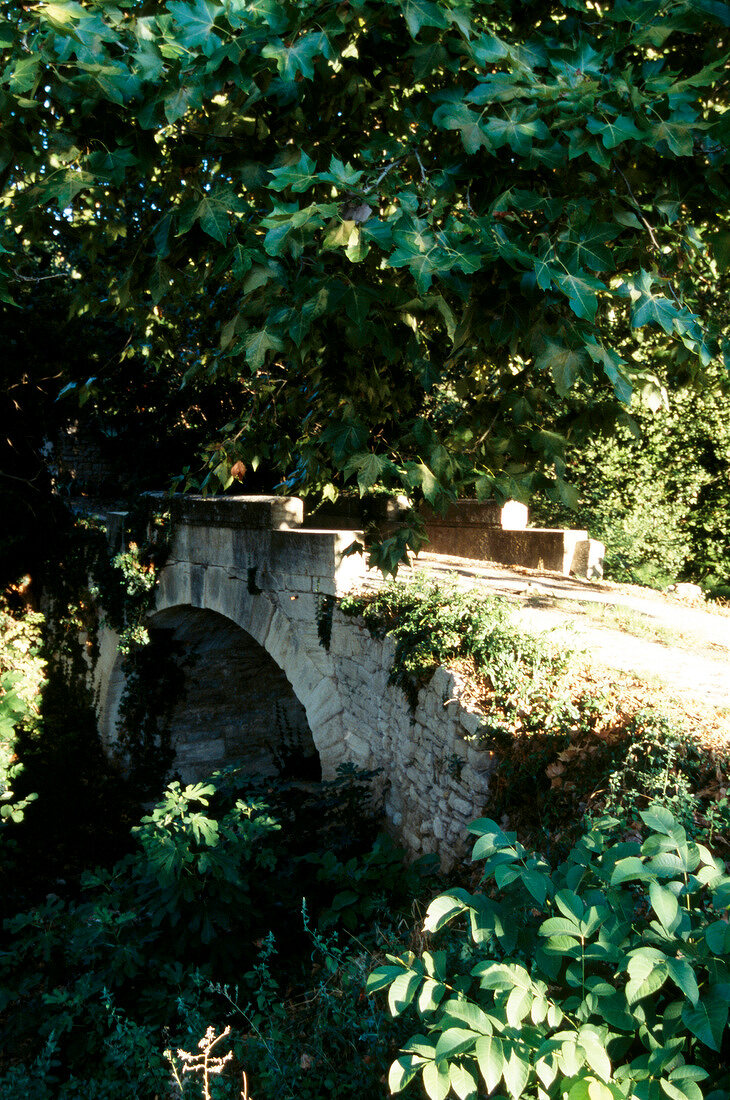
[460,765,491,795]
[287,574,312,592]
[423,526,589,573]
[176,738,226,763]
[420,499,529,529]
[570,538,606,579]
[163,494,304,531]
[460,711,482,737]
[308,684,345,730]
[449,793,474,816]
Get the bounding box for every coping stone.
[153,493,304,530]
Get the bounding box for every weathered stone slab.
[157,494,304,530]
[423,526,589,574]
[570,537,606,579]
[421,498,529,530]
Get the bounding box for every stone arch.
[146,605,320,782]
[96,560,347,781]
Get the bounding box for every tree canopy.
[2,0,729,569]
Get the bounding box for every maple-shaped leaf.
[268,151,318,193]
[196,194,231,243]
[651,118,696,156]
[585,341,632,404]
[483,114,549,155]
[344,452,397,494]
[555,269,604,321]
[561,224,618,273]
[321,418,369,465]
[399,0,448,39]
[262,31,332,80]
[536,340,587,396]
[319,155,363,189]
[227,0,288,32]
[432,103,490,154]
[587,113,644,148]
[624,269,682,333]
[243,328,285,370]
[167,0,221,53]
[469,33,508,65]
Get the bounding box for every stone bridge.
[95,495,500,864]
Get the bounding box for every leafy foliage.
[1,0,728,562]
[341,576,567,709]
[533,364,730,591]
[370,805,730,1099]
[0,765,426,1097]
[0,603,44,827]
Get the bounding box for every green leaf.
[522,868,549,905]
[243,328,284,370]
[388,970,422,1015]
[197,195,230,244]
[578,1027,611,1081]
[705,921,730,955]
[389,1054,426,1093]
[423,1060,451,1100]
[269,151,319,193]
[424,892,470,932]
[536,340,586,396]
[346,451,393,494]
[585,342,633,404]
[506,986,532,1027]
[666,959,699,1006]
[167,0,220,50]
[400,0,449,39]
[555,270,603,321]
[649,881,679,932]
[611,856,650,885]
[626,953,668,1004]
[681,996,728,1051]
[661,1079,704,1100]
[502,1048,530,1098]
[476,1035,504,1093]
[418,979,447,1014]
[626,270,682,334]
[449,1061,478,1100]
[432,103,489,154]
[439,999,492,1034]
[320,418,369,465]
[367,965,405,994]
[434,1028,479,1064]
[319,155,363,189]
[587,113,644,148]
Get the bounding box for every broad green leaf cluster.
[1,0,729,557]
[369,806,730,1099]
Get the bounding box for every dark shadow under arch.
[150,605,321,784]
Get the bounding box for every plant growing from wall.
[369,804,730,1100]
[341,577,567,711]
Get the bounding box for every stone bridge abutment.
[95,496,496,866]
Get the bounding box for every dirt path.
[407,553,730,712]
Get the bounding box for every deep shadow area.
[147,605,321,785]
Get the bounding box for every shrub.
[369,805,730,1099]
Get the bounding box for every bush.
[370,805,730,1099]
[533,368,730,592]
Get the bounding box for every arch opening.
[148,605,321,785]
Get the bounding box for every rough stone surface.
[95,495,499,868]
[422,525,592,574]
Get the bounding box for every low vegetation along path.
[409,553,730,714]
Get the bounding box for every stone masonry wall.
[95,496,497,868]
